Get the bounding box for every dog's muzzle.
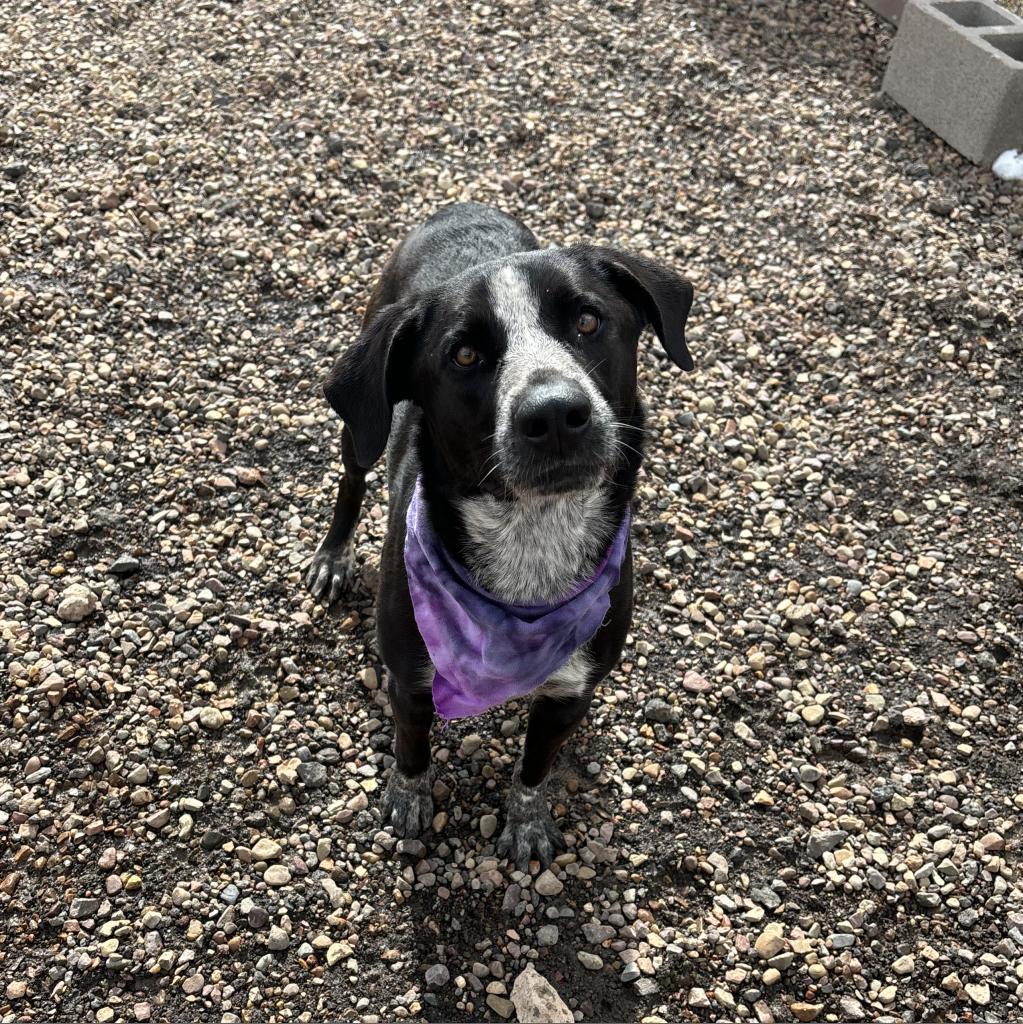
[504,375,613,495]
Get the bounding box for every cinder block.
[863,0,908,25]
[883,0,1023,164]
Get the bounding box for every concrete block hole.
[985,32,1023,60]
[934,0,1012,26]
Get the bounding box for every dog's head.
[324,246,694,497]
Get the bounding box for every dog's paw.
[380,769,434,837]
[305,542,358,605]
[496,774,566,872]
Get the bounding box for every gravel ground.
[2,1,1022,1023]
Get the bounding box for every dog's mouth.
[499,450,613,498]
[515,465,603,497]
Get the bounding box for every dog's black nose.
[514,381,592,455]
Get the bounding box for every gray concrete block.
[863,0,908,25]
[882,0,1023,165]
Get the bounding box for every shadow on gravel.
[401,881,642,1024]
[682,0,888,77]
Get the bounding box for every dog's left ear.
[322,300,422,469]
[575,246,695,371]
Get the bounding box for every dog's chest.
[456,491,610,606]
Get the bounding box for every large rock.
[892,953,915,976]
[250,838,282,861]
[534,869,563,896]
[791,1002,823,1022]
[424,963,449,990]
[108,553,140,575]
[807,829,848,859]
[69,897,101,919]
[57,583,98,622]
[510,964,573,1023]
[754,923,787,959]
[965,982,990,1006]
[198,707,225,730]
[263,865,290,886]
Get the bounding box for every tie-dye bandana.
[404,479,630,721]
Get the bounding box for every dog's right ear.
[323,301,421,469]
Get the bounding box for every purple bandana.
[404,480,631,721]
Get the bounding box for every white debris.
[992,149,1023,180]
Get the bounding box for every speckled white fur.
[457,489,610,604]
[455,263,616,605]
[489,263,613,465]
[535,648,594,700]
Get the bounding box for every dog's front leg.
[307,427,367,605]
[498,693,591,870]
[380,676,435,837]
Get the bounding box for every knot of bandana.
[403,479,631,720]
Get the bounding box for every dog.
[307,202,694,868]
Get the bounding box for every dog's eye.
[452,344,480,367]
[577,311,600,336]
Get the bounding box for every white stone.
[57,583,98,622]
[510,965,572,1023]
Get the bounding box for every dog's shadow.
[398,854,642,1024]
[382,731,624,1020]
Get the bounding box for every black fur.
[309,202,695,869]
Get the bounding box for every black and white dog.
[308,203,694,868]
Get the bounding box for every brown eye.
[453,344,479,367]
[577,311,600,335]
